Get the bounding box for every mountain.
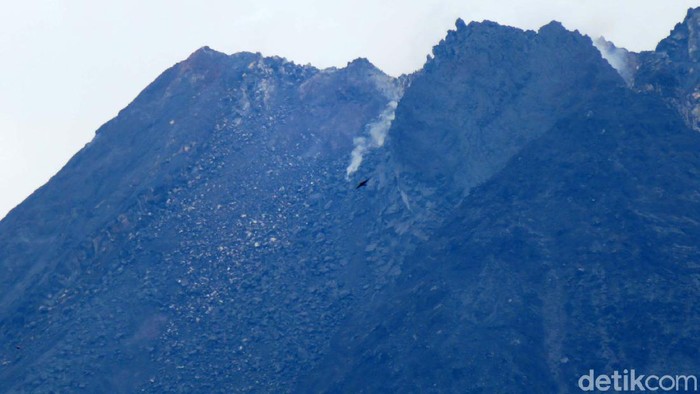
[2,8,700,394]
[305,15,700,393]
[0,48,400,392]
[635,7,700,130]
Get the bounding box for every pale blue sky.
[0,0,697,219]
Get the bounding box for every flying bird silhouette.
[355,178,370,189]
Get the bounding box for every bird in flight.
[355,178,370,189]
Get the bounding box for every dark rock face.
[307,91,700,393]
[2,9,700,394]
[389,20,623,209]
[635,8,700,130]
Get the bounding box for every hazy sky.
[0,0,697,219]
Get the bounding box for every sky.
[0,0,698,219]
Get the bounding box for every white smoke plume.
[346,100,398,178]
[593,36,635,86]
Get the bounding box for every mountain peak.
[686,6,700,20]
[185,45,228,62]
[346,57,376,70]
[427,17,599,72]
[538,20,567,34]
[191,45,216,55]
[4,9,700,393]
[391,13,622,205]
[428,19,527,65]
[178,45,233,76]
[655,7,700,62]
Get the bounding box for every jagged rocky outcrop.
[304,16,700,392]
[388,19,623,209]
[634,7,700,130]
[308,89,700,393]
[2,8,700,394]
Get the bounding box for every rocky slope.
[635,7,700,130]
[0,48,400,392]
[2,8,700,394]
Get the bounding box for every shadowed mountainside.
[2,8,700,394]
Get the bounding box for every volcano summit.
[2,8,700,394]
